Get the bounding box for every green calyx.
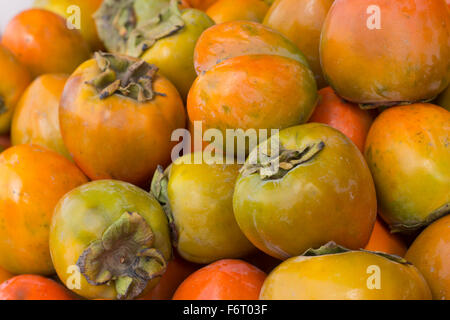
[390,203,450,233]
[359,97,436,110]
[76,212,168,300]
[303,242,410,265]
[150,165,178,247]
[94,0,185,58]
[240,141,325,180]
[0,96,7,115]
[87,52,160,102]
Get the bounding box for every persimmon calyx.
[150,165,178,247]
[0,96,6,115]
[76,212,167,300]
[304,242,410,265]
[94,0,184,58]
[240,141,325,180]
[390,202,450,233]
[88,52,160,102]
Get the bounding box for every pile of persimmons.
[0,0,449,301]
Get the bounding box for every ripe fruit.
[173,260,266,300]
[50,180,172,300]
[0,145,88,275]
[0,275,74,300]
[0,45,32,134]
[140,253,199,300]
[186,0,218,10]
[33,0,104,50]
[194,20,309,75]
[364,218,407,257]
[206,0,270,24]
[0,268,13,285]
[11,74,71,160]
[260,242,432,300]
[320,0,450,106]
[2,9,91,78]
[264,0,334,88]
[365,104,450,231]
[233,124,377,260]
[188,55,318,153]
[59,53,186,186]
[95,0,214,99]
[151,153,256,264]
[405,215,450,300]
[309,87,374,152]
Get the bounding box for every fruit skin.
[405,215,450,300]
[164,153,256,264]
[0,267,13,285]
[49,180,172,300]
[260,250,432,300]
[194,20,309,75]
[140,252,199,300]
[0,275,75,300]
[173,259,266,300]
[365,218,407,257]
[11,74,71,160]
[364,104,450,231]
[188,55,318,151]
[206,0,269,24]
[0,45,32,135]
[264,0,333,89]
[33,0,104,51]
[233,123,377,260]
[59,58,186,187]
[0,145,88,275]
[309,87,374,152]
[186,0,218,10]
[320,0,450,105]
[141,9,214,100]
[2,9,91,78]
[436,86,450,111]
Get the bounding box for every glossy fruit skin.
[2,9,91,78]
[173,260,266,300]
[186,0,218,10]
[206,0,269,24]
[0,267,13,285]
[59,58,186,187]
[167,153,256,264]
[49,180,172,300]
[405,215,450,300]
[233,124,377,260]
[0,275,75,300]
[365,218,407,257]
[436,86,450,111]
[188,55,318,150]
[140,253,199,300]
[260,251,432,300]
[264,0,333,88]
[0,145,88,275]
[309,87,374,152]
[320,0,450,105]
[33,0,104,51]
[0,45,32,135]
[11,74,71,160]
[194,20,309,75]
[365,104,450,230]
[141,9,214,100]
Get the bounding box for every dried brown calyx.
[150,165,178,247]
[303,242,410,265]
[94,0,185,57]
[87,52,161,102]
[76,212,168,300]
[240,141,325,180]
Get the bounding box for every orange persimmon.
[365,218,407,257]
